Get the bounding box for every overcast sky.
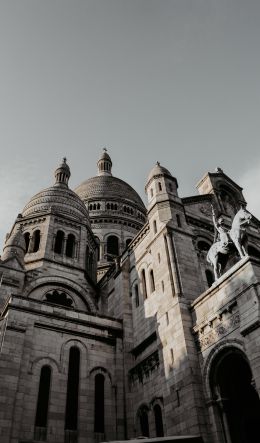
[0,0,260,249]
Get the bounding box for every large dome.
[74,150,147,279]
[75,175,146,212]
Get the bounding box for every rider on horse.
[212,206,231,253]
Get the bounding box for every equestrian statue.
[207,205,252,281]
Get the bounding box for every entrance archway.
[210,348,260,443]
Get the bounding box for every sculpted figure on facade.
[207,205,252,280]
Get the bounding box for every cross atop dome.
[97,148,113,176]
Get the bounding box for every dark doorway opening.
[210,349,260,443]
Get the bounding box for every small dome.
[4,227,26,251]
[22,160,90,224]
[22,186,89,223]
[1,226,26,262]
[146,162,172,185]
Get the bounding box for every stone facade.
[0,154,260,443]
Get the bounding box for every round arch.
[203,339,245,399]
[89,366,113,385]
[24,276,97,312]
[29,356,61,375]
[60,339,88,374]
[205,342,260,443]
[135,403,150,438]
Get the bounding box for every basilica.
[0,150,260,443]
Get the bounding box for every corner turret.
[1,225,26,264]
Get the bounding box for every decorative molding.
[129,350,159,385]
[195,312,240,352]
[54,218,80,230]
[21,217,46,227]
[186,215,214,232]
[182,194,213,205]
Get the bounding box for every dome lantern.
[97,148,112,176]
[54,157,71,187]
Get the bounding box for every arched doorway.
[210,348,260,443]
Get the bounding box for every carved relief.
[195,312,240,351]
[129,351,159,385]
[200,205,212,217]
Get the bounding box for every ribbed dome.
[75,175,146,212]
[22,186,90,223]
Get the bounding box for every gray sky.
[0,0,260,249]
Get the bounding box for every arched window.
[126,238,132,248]
[138,406,149,437]
[65,347,80,433]
[150,189,153,198]
[248,246,260,259]
[158,182,162,191]
[176,214,181,228]
[206,269,214,287]
[34,365,51,440]
[54,230,64,254]
[153,220,157,234]
[65,234,75,258]
[85,245,89,271]
[219,188,237,217]
[32,230,41,252]
[24,232,30,253]
[154,404,164,437]
[94,374,105,433]
[149,269,155,293]
[107,235,119,259]
[135,284,139,307]
[89,252,94,277]
[198,240,210,252]
[45,290,73,308]
[95,237,100,261]
[141,270,147,299]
